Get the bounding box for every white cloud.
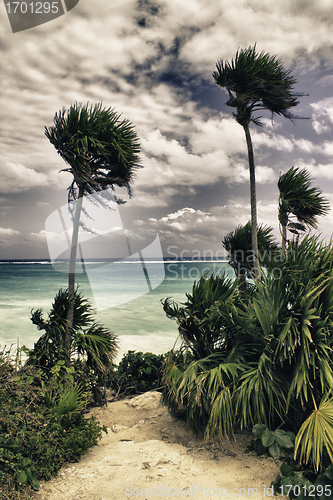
[139,128,238,188]
[252,131,294,152]
[0,227,20,236]
[29,230,48,243]
[161,208,196,221]
[297,161,333,180]
[0,227,20,247]
[294,138,318,153]
[255,166,277,184]
[311,98,333,134]
[1,161,61,193]
[177,0,333,74]
[189,117,247,156]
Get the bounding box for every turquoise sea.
[0,260,233,361]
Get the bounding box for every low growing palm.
[30,289,118,381]
[222,222,279,278]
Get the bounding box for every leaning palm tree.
[45,102,141,366]
[213,45,305,277]
[278,166,330,254]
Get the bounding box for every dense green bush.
[113,350,165,396]
[162,236,333,472]
[162,273,245,359]
[0,359,106,496]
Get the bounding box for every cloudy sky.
[1,0,333,260]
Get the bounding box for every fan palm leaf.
[52,383,87,416]
[295,395,333,471]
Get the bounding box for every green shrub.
[114,350,165,395]
[0,363,106,493]
[162,273,242,359]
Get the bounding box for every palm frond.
[223,222,279,275]
[235,354,288,428]
[52,383,87,416]
[295,395,333,471]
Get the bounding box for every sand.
[33,391,282,500]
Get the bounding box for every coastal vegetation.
[28,289,118,405]
[114,350,165,396]
[162,235,333,487]
[0,345,107,499]
[3,46,332,499]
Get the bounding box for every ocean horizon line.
[0,257,229,264]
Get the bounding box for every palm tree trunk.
[65,186,84,367]
[281,224,287,256]
[242,122,260,278]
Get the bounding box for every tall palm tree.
[213,45,305,277]
[45,102,141,365]
[278,166,330,254]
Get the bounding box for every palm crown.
[45,102,141,201]
[213,45,304,127]
[278,166,330,251]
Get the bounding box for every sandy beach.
[33,391,281,500]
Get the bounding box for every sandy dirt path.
[33,391,281,500]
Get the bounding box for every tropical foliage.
[162,273,241,359]
[162,236,333,472]
[278,166,330,254]
[29,289,118,404]
[45,102,141,364]
[222,221,279,277]
[45,102,141,202]
[0,352,106,496]
[273,461,333,499]
[114,350,166,395]
[213,45,305,276]
[252,424,295,459]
